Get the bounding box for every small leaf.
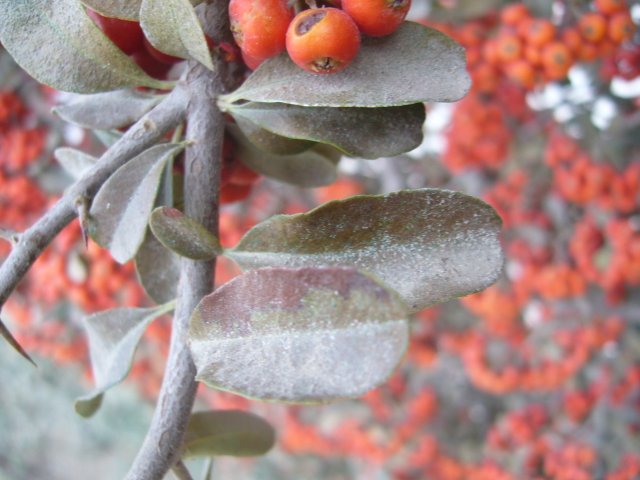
[75,303,174,417]
[231,127,339,188]
[140,0,213,70]
[234,116,314,155]
[89,143,185,264]
[189,266,409,403]
[93,129,123,147]
[183,410,275,458]
[149,206,222,260]
[53,90,162,130]
[54,148,98,180]
[221,22,469,107]
[0,0,172,93]
[80,0,142,20]
[229,102,425,159]
[227,189,504,312]
[135,229,180,304]
[0,317,36,367]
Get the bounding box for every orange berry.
[500,4,531,27]
[542,41,573,79]
[526,19,556,47]
[342,0,411,37]
[561,27,583,55]
[496,34,523,62]
[579,12,608,43]
[505,59,536,88]
[286,8,360,74]
[608,11,636,43]
[595,0,627,15]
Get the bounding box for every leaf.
[52,90,162,130]
[140,0,213,70]
[149,207,222,260]
[227,189,504,312]
[233,116,314,155]
[0,317,36,367]
[89,143,185,264]
[183,410,275,458]
[93,129,123,147]
[80,0,142,20]
[0,0,172,93]
[220,22,469,108]
[231,128,339,188]
[228,102,425,159]
[189,266,409,403]
[54,147,98,180]
[75,303,174,417]
[135,229,180,304]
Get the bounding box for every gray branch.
[124,3,228,478]
[0,85,188,318]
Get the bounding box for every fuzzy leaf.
[229,102,425,159]
[140,0,213,70]
[0,317,36,367]
[135,229,180,304]
[149,206,222,260]
[53,90,162,130]
[75,303,174,417]
[80,0,142,20]
[89,143,184,264]
[183,410,275,457]
[221,22,469,108]
[0,0,172,93]
[233,116,314,155]
[54,147,98,180]
[189,266,409,403]
[228,189,504,312]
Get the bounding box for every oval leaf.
[221,22,469,107]
[140,0,213,70]
[149,206,222,260]
[228,189,504,312]
[229,102,425,159]
[135,229,180,304]
[183,410,275,458]
[89,143,185,264]
[54,147,98,180]
[234,116,314,155]
[189,266,409,403]
[53,90,162,130]
[0,0,172,93]
[75,303,174,417]
[80,0,142,20]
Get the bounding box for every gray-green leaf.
[220,22,469,108]
[54,148,98,180]
[75,303,174,417]
[228,102,425,159]
[189,266,409,403]
[140,0,213,70]
[80,0,142,20]
[227,189,504,312]
[89,143,185,264]
[0,0,172,93]
[135,229,180,304]
[53,90,162,130]
[233,116,314,155]
[183,410,275,457]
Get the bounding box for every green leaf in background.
[231,128,339,188]
[0,0,172,93]
[75,302,175,417]
[188,266,409,403]
[183,410,275,457]
[149,206,222,260]
[220,22,469,108]
[227,189,504,312]
[54,148,98,180]
[228,102,425,159]
[233,116,314,155]
[89,143,185,264]
[80,0,142,20]
[52,90,162,130]
[140,0,213,70]
[135,229,180,304]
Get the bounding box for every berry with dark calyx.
[229,0,293,69]
[286,8,360,74]
[342,0,411,37]
[86,8,144,55]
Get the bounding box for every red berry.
[130,49,173,79]
[342,0,411,37]
[229,0,293,69]
[286,8,360,74]
[86,8,144,55]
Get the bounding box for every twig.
[124,3,227,478]
[171,460,195,480]
[0,85,188,344]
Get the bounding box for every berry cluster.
[229,0,411,74]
